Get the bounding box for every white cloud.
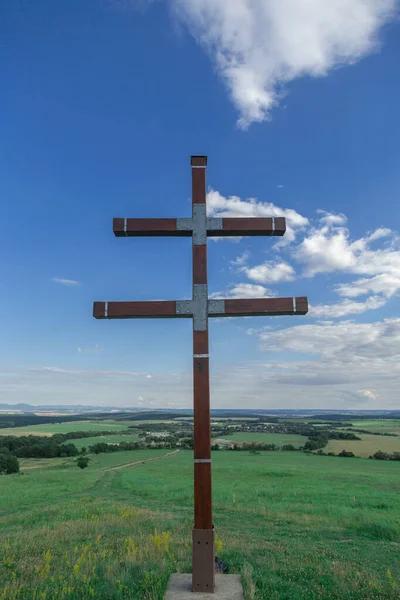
[260,318,400,361]
[207,188,309,245]
[294,219,398,279]
[174,0,397,127]
[336,273,400,299]
[210,283,276,299]
[52,277,81,287]
[220,203,398,317]
[292,215,400,316]
[294,226,357,275]
[243,260,296,283]
[359,389,377,400]
[230,251,250,268]
[317,210,347,227]
[308,295,386,318]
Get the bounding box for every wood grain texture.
[194,463,213,529]
[218,217,286,236]
[193,246,207,284]
[113,218,189,237]
[93,301,178,319]
[224,297,308,316]
[193,331,209,355]
[193,357,211,459]
[192,167,206,204]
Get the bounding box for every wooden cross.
[93,156,308,593]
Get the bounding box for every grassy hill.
[1,450,399,599]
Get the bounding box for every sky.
[1,0,400,410]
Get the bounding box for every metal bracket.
[192,204,207,246]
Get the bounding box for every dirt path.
[104,449,180,471]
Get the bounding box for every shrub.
[338,450,355,458]
[281,444,296,451]
[77,456,89,469]
[0,454,20,474]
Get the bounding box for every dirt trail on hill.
[104,449,180,471]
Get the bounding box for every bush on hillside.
[0,454,20,474]
[372,450,400,461]
[338,450,355,458]
[77,456,89,469]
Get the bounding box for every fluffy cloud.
[260,318,400,361]
[207,188,308,244]
[308,296,386,318]
[336,273,400,299]
[243,260,296,283]
[229,205,399,317]
[210,283,276,299]
[174,0,397,126]
[359,389,377,400]
[294,223,397,278]
[292,216,400,315]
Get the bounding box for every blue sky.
[1,0,400,409]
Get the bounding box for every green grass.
[350,420,400,428]
[224,432,307,447]
[349,420,400,436]
[0,421,130,437]
[72,434,138,450]
[327,434,400,458]
[1,450,400,599]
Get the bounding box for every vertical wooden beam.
[191,156,215,593]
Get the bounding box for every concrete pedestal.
[164,574,244,599]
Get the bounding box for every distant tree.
[0,454,20,474]
[80,447,87,455]
[373,450,390,461]
[77,456,89,469]
[338,450,355,458]
[281,444,296,451]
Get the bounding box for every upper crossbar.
[113,217,286,238]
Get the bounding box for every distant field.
[350,419,400,435]
[224,432,307,447]
[350,420,400,427]
[0,421,130,436]
[116,419,175,426]
[73,434,138,450]
[327,434,400,458]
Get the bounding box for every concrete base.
[164,574,244,599]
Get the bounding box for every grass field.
[0,421,130,437]
[350,420,400,428]
[225,432,307,447]
[349,420,400,435]
[2,449,399,599]
[326,434,400,458]
[73,434,138,450]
